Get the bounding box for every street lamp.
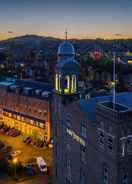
[12,157,18,179]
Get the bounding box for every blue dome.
[58,41,75,56]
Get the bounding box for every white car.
[11,150,22,157]
[36,157,47,172]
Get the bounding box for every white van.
[36,157,47,173]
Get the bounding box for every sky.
[0,0,132,40]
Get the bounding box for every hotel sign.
[66,128,86,147]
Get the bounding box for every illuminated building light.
[64,75,70,94]
[58,74,62,93]
[55,74,59,91]
[128,60,132,64]
[2,114,49,141]
[111,81,115,87]
[55,74,61,93]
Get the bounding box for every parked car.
[25,164,35,176]
[23,137,32,144]
[36,157,47,173]
[11,150,22,157]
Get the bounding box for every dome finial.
[65,28,68,41]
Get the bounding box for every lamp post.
[12,157,18,179]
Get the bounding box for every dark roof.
[80,92,132,122]
[15,79,52,91]
[0,78,53,100]
[58,41,75,56]
[56,59,80,74]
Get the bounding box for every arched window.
[64,75,70,94]
[55,74,61,92]
[71,75,76,93]
[55,74,59,91]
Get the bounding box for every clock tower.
[52,37,80,184]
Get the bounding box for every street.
[0,174,48,184]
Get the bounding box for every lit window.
[30,119,34,125]
[71,75,76,93]
[39,122,44,128]
[55,74,61,92]
[64,75,70,94]
[66,113,72,127]
[17,115,20,120]
[55,74,59,91]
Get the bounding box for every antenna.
[113,52,116,110]
[65,28,68,41]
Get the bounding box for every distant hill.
[0,34,132,59]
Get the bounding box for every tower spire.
[65,28,68,41]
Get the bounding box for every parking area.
[0,129,53,167]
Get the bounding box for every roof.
[0,78,53,100]
[58,41,75,56]
[56,59,80,74]
[80,92,132,122]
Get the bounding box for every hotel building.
[0,79,52,142]
[52,39,132,184]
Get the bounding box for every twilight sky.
[0,0,132,40]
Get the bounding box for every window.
[81,146,86,164]
[122,173,128,184]
[98,129,105,146]
[64,75,70,94]
[55,74,61,92]
[127,137,132,155]
[107,136,114,151]
[71,75,76,93]
[80,170,86,184]
[102,164,109,184]
[30,119,34,125]
[66,178,72,184]
[55,143,59,159]
[120,138,126,157]
[39,122,44,128]
[66,113,72,127]
[66,158,72,182]
[17,115,20,120]
[81,125,87,138]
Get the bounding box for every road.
[0,174,48,184]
